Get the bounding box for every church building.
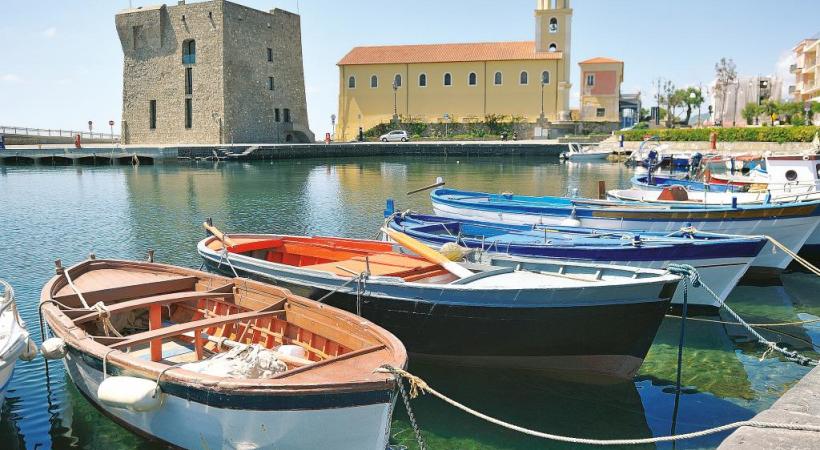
[335,0,577,141]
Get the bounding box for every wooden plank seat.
[110,308,286,351]
[72,291,236,325]
[304,253,445,280]
[53,276,200,308]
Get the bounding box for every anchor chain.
[380,365,427,450]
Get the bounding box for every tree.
[741,103,762,125]
[762,99,779,124]
[714,58,737,125]
[682,87,704,125]
[660,80,680,127]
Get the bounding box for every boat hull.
[565,152,610,161]
[199,249,677,380]
[431,192,820,270]
[62,347,395,450]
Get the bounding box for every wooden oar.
[203,221,237,248]
[381,227,473,279]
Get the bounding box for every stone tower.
[115,0,314,145]
[535,0,572,120]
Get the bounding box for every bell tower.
[535,0,572,55]
[535,0,573,121]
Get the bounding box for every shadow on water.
[1,159,818,449]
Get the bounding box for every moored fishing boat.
[197,222,681,380]
[40,259,406,449]
[1,280,33,405]
[383,208,766,309]
[430,188,820,271]
[559,143,611,161]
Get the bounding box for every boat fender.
[97,376,164,412]
[276,344,307,359]
[439,242,468,262]
[40,337,67,360]
[559,209,582,227]
[20,337,38,361]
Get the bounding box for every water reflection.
[0,158,818,449]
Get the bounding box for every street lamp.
[392,80,399,125]
[540,74,546,124]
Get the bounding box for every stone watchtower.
[534,0,572,120]
[116,0,314,145]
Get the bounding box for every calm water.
[0,156,818,450]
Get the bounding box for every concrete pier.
[718,364,820,449]
[1,140,566,165]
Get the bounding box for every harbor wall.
[615,140,817,155]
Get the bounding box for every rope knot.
[377,364,429,398]
[666,263,701,287]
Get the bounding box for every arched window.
[548,18,558,33]
[419,73,427,87]
[370,75,378,88]
[541,70,550,85]
[394,74,402,88]
[494,71,502,85]
[443,73,452,86]
[468,72,477,86]
[182,39,196,64]
[548,43,557,53]
[520,71,528,85]
[348,76,356,88]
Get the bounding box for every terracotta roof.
[338,41,563,65]
[579,57,623,64]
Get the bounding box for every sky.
[0,0,818,136]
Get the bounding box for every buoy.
[439,242,467,262]
[41,337,66,360]
[20,338,38,361]
[559,209,582,227]
[275,344,306,359]
[97,376,164,412]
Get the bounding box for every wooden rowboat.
[197,224,682,380]
[40,258,406,449]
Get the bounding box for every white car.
[379,130,409,142]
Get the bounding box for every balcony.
[789,85,796,94]
[182,54,196,65]
[790,64,801,73]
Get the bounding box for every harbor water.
[0,156,818,449]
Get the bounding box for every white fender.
[20,337,38,361]
[40,337,66,360]
[97,376,164,412]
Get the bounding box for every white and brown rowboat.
[40,258,406,449]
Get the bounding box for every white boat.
[0,280,31,405]
[40,259,407,449]
[560,143,611,161]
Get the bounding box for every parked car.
[379,130,409,142]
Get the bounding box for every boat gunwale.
[40,259,406,396]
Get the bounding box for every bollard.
[598,180,607,200]
[709,132,717,150]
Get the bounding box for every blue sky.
[0,0,817,136]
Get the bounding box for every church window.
[520,71,528,85]
[494,71,502,85]
[348,76,356,88]
[370,75,378,88]
[548,43,557,53]
[549,18,558,33]
[419,73,427,87]
[468,72,477,86]
[394,74,402,87]
[541,70,550,84]
[443,73,452,86]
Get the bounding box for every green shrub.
[616,126,820,143]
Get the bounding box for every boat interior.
[208,235,458,283]
[49,260,399,378]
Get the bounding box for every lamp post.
[330,114,336,141]
[539,76,546,124]
[392,80,398,125]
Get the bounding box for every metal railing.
[0,125,119,140]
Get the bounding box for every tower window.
[549,18,558,33]
[541,70,550,84]
[148,100,156,129]
[185,98,192,129]
[596,108,606,117]
[468,72,477,86]
[185,67,193,95]
[586,74,595,86]
[443,73,452,86]
[182,39,196,64]
[419,73,427,87]
[370,75,378,88]
[267,48,273,62]
[394,74,402,87]
[267,76,274,90]
[548,43,557,53]
[283,108,291,123]
[520,71,528,85]
[348,76,356,88]
[494,71,502,85]
[275,108,280,122]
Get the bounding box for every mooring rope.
[665,314,820,328]
[377,365,820,446]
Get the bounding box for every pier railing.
[0,125,120,141]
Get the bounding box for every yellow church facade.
[336,0,575,141]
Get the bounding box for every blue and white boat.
[384,208,766,309]
[430,188,820,271]
[0,280,31,406]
